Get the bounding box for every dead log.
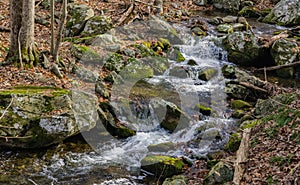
[233,128,251,185]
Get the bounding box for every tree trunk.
[6,0,38,67]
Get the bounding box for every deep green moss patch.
[224,133,241,153]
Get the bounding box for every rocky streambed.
[1,0,300,184]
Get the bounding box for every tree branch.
[255,61,300,72]
[0,98,13,120]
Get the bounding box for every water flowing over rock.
[0,87,98,148]
[263,0,300,26]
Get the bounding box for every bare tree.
[6,0,38,68]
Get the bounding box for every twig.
[0,98,13,120]
[18,27,24,70]
[53,0,67,61]
[28,179,39,185]
[255,61,300,72]
[289,161,300,175]
[0,135,33,140]
[238,81,268,93]
[115,1,135,27]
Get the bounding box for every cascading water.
[0,22,237,185]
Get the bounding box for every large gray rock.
[263,0,300,26]
[0,87,98,148]
[66,4,94,37]
[210,0,241,13]
[80,16,113,37]
[222,31,269,67]
[271,38,300,77]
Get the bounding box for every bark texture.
[6,0,38,67]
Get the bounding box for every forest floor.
[1,0,299,184]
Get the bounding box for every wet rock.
[271,38,299,78]
[80,15,112,37]
[141,155,185,178]
[232,23,247,31]
[222,15,238,23]
[167,47,185,62]
[225,83,256,101]
[208,17,223,25]
[147,142,176,152]
[196,104,212,116]
[198,67,218,81]
[191,27,207,36]
[263,0,300,26]
[141,56,169,75]
[204,161,234,184]
[187,59,197,66]
[217,24,233,33]
[0,87,98,148]
[98,102,136,138]
[222,65,236,78]
[169,66,188,78]
[162,175,188,185]
[222,31,269,67]
[231,99,252,109]
[66,4,94,37]
[151,99,190,132]
[86,33,121,52]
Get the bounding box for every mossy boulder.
[167,47,185,62]
[232,109,246,118]
[151,99,190,132]
[98,102,136,139]
[271,38,299,78]
[187,59,197,66]
[141,56,169,75]
[0,87,99,148]
[263,0,300,26]
[240,119,262,130]
[147,142,176,152]
[231,99,252,109]
[103,53,124,73]
[80,15,113,37]
[66,4,94,37]
[162,175,188,185]
[141,155,185,178]
[71,44,102,63]
[118,58,154,80]
[198,67,218,81]
[222,31,268,67]
[222,64,236,79]
[204,161,234,184]
[196,104,212,116]
[225,83,256,101]
[224,133,242,152]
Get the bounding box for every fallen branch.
[115,1,135,27]
[233,128,251,185]
[255,61,300,72]
[238,81,268,93]
[0,98,13,120]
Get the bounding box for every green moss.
[159,38,171,50]
[176,51,185,62]
[0,86,70,97]
[196,104,212,116]
[198,68,218,81]
[224,133,241,153]
[232,109,246,118]
[231,99,252,109]
[240,119,262,129]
